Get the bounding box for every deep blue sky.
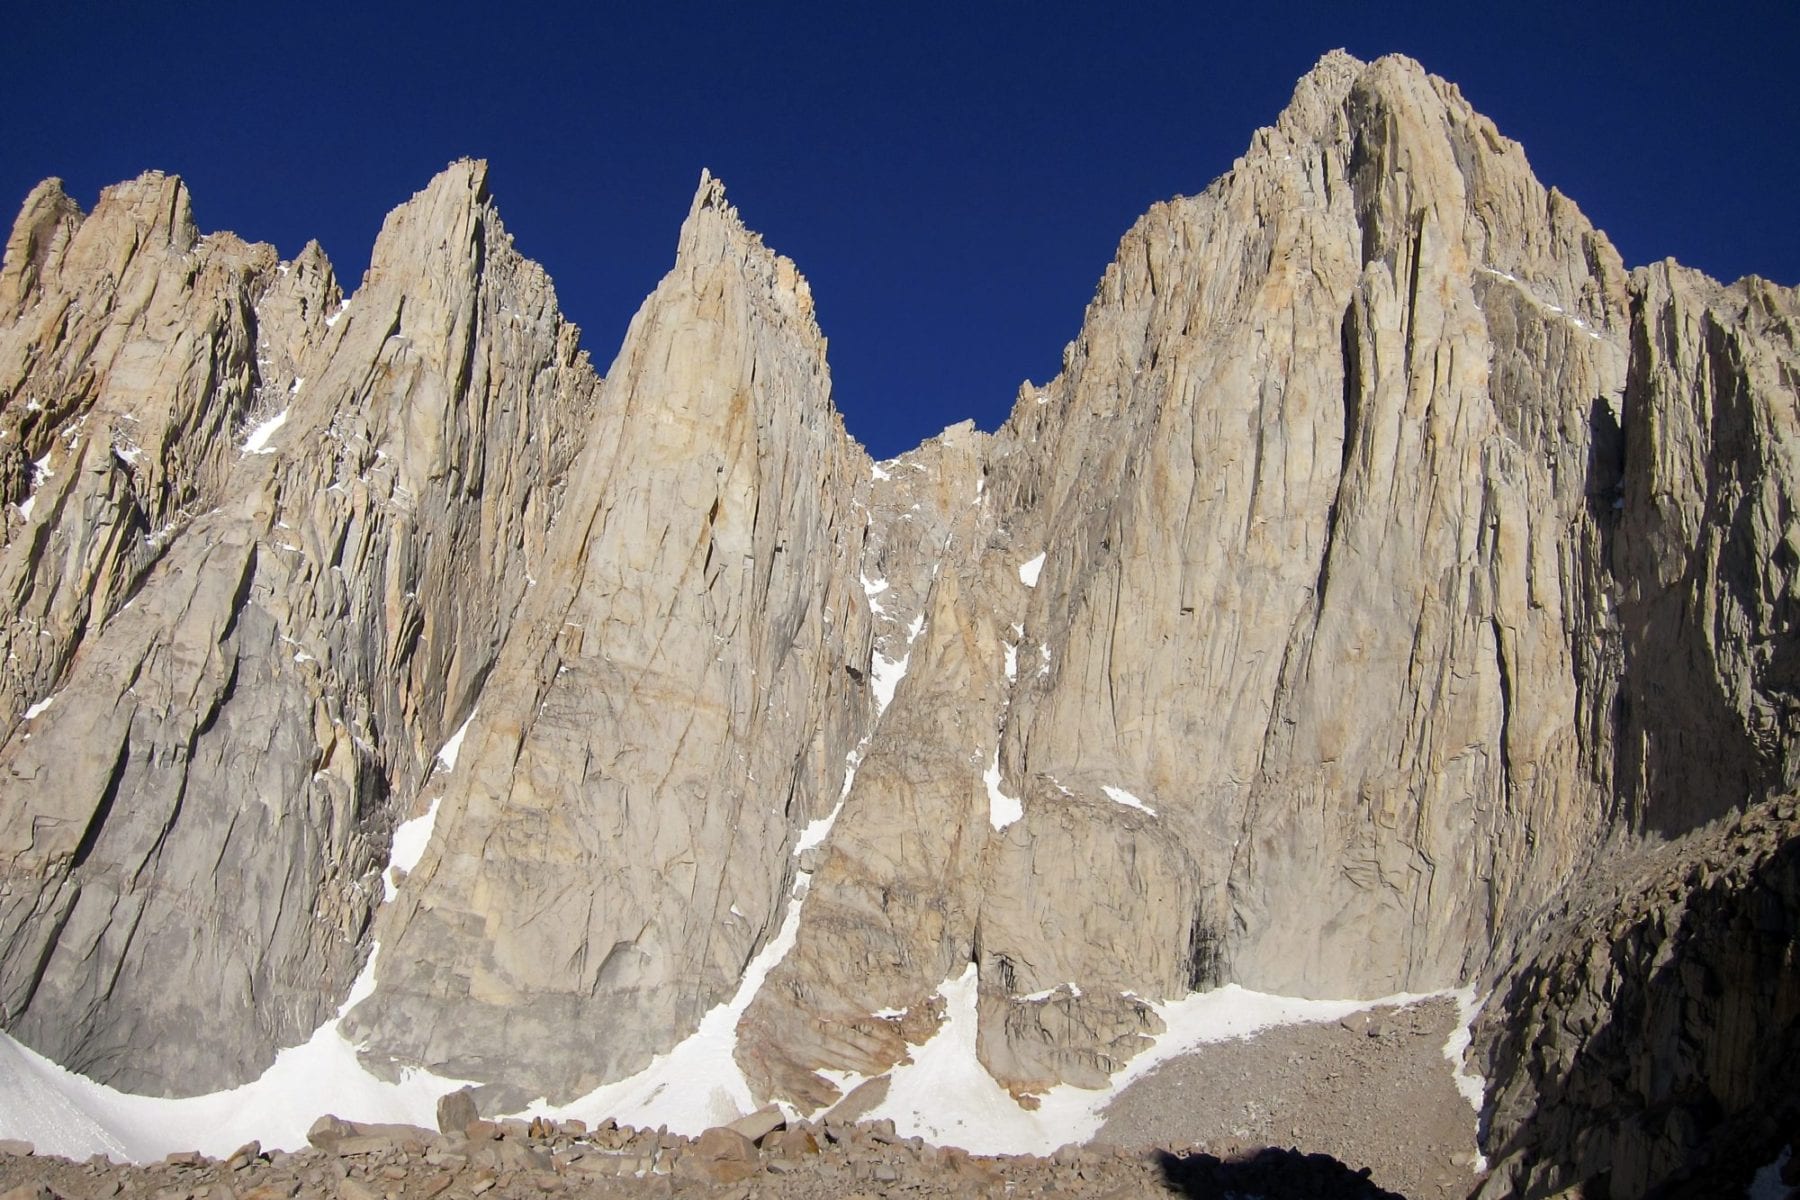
[6,2,1797,458]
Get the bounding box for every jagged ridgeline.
[0,50,1795,1195]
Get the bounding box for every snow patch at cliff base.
[861,967,1444,1157]
[0,961,468,1162]
[1442,986,1490,1173]
[527,862,815,1134]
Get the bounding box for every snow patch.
[241,409,289,455]
[1442,987,1491,1172]
[861,572,889,616]
[1019,552,1045,587]
[1018,983,1082,1003]
[870,651,910,715]
[866,970,1441,1156]
[984,751,1023,831]
[868,613,927,716]
[871,462,892,481]
[436,709,477,771]
[1004,641,1018,682]
[21,694,54,720]
[0,944,470,1162]
[382,800,441,902]
[17,454,52,520]
[325,300,349,327]
[795,747,865,853]
[1101,785,1156,816]
[528,856,816,1136]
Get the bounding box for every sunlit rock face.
[0,161,599,1094]
[1,52,1796,1194]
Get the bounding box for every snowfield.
[0,960,1476,1163]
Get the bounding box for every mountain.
[1,50,1795,1196]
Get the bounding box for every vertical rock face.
[740,48,1644,1105]
[0,52,1794,1188]
[0,160,598,1094]
[341,174,876,1102]
[1611,264,1800,835]
[1469,265,1800,1198]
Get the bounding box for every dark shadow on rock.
[1474,799,1800,1198]
[1154,1146,1409,1198]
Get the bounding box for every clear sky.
[6,2,1797,458]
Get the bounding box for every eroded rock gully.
[0,49,1795,1197]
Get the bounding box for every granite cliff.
[1,50,1795,1195]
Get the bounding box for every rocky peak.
[0,178,82,318]
[68,171,198,274]
[338,165,871,1105]
[0,55,1794,1196]
[0,158,600,1095]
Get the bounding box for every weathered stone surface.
[738,46,1639,1104]
[723,1106,785,1144]
[435,1089,478,1137]
[0,53,1794,1199]
[677,1126,759,1183]
[1476,795,1800,1198]
[0,159,598,1095]
[339,170,875,1102]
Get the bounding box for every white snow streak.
[1442,986,1491,1172]
[984,751,1023,831]
[21,695,54,721]
[870,651,909,715]
[382,800,441,902]
[1101,785,1156,816]
[795,747,865,854]
[17,454,52,520]
[530,732,873,1136]
[1018,983,1081,1003]
[861,572,889,616]
[1018,552,1046,587]
[1478,266,1605,342]
[869,612,927,716]
[436,709,477,771]
[241,409,289,455]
